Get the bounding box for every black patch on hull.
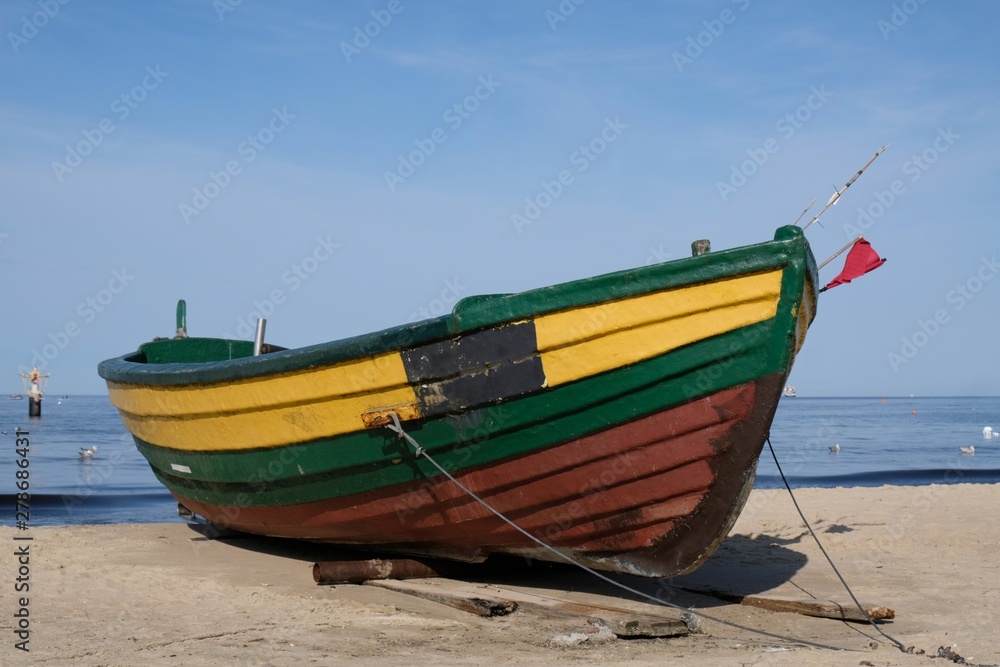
[401,322,545,416]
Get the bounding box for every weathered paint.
[174,377,778,578]
[98,226,817,578]
[402,320,546,415]
[534,269,782,386]
[103,268,788,453]
[131,317,787,506]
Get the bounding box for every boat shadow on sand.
[183,522,809,611]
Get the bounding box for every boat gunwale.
[98,226,814,388]
[127,321,791,499]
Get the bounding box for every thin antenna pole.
[801,145,888,231]
[818,235,862,270]
[791,197,817,226]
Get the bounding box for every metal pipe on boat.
[253,318,267,356]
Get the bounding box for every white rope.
[766,436,906,651]
[385,414,855,651]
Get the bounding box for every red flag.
[821,238,885,291]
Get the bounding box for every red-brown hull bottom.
[178,374,782,577]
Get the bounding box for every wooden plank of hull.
[174,374,782,578]
[103,270,785,453]
[134,314,787,508]
[98,226,816,578]
[365,579,689,636]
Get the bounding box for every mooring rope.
[765,435,907,652]
[385,413,855,652]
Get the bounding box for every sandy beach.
[3,483,998,666]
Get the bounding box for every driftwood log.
[313,558,487,584]
[679,586,894,622]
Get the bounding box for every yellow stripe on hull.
[108,352,412,417]
[107,352,420,452]
[535,270,783,386]
[792,276,817,357]
[109,270,783,453]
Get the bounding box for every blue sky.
[1,1,997,396]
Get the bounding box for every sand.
[3,483,998,666]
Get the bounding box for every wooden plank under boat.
[98,225,818,578]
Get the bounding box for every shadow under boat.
[182,517,809,612]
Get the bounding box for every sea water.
[0,395,178,527]
[0,395,997,527]
[758,396,1000,488]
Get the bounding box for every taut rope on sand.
[766,435,907,652]
[385,413,872,653]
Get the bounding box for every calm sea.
[1,395,998,527]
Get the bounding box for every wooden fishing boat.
[98,225,817,578]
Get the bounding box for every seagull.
[79,445,99,459]
[828,444,840,453]
[959,445,975,456]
